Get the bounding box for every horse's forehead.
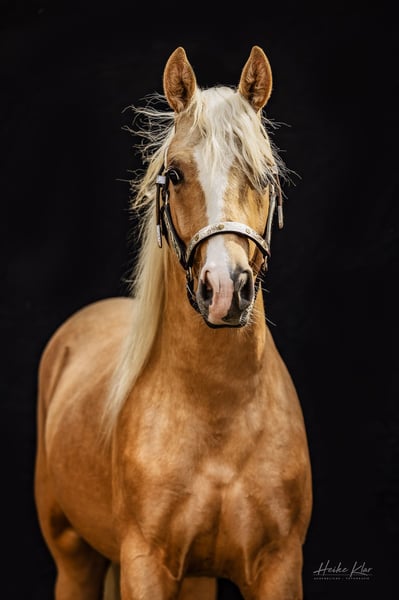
[169,126,242,226]
[169,130,234,176]
[168,134,198,161]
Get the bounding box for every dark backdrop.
[1,4,398,599]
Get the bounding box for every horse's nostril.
[198,278,213,307]
[235,269,254,310]
[236,270,250,294]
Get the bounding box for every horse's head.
[159,46,283,328]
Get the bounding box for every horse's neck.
[154,254,271,394]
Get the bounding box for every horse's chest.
[120,400,301,571]
[130,452,284,571]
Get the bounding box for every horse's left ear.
[163,47,197,113]
[238,46,273,111]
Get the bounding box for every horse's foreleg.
[119,533,182,600]
[119,553,179,599]
[103,563,217,600]
[53,526,109,600]
[40,504,109,600]
[242,540,304,600]
[35,456,109,600]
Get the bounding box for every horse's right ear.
[163,47,197,113]
[238,46,273,111]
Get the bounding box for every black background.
[1,3,398,599]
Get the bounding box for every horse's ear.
[163,47,197,113]
[238,46,273,111]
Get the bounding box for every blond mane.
[101,87,286,443]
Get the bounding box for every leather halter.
[155,165,284,313]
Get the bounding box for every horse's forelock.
[186,87,281,189]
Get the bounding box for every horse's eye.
[167,168,183,185]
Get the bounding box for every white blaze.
[194,145,234,323]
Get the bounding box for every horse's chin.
[201,310,252,329]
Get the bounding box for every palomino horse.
[34,46,312,599]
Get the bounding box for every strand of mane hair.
[100,101,175,446]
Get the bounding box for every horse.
[34,45,312,600]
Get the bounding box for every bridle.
[155,164,284,314]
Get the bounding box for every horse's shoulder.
[38,297,136,406]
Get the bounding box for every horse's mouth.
[200,303,254,329]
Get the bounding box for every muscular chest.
[118,431,294,569]
[115,391,306,572]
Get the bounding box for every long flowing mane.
[102,86,286,442]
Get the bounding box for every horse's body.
[35,46,312,599]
